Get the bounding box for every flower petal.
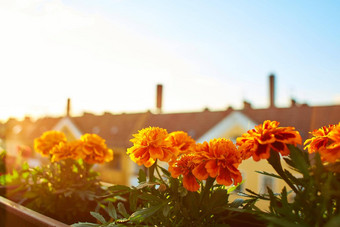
[192,162,209,180]
[205,160,218,178]
[183,174,200,192]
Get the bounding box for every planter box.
[0,196,69,227]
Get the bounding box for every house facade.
[1,76,339,201]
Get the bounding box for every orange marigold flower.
[167,131,196,173]
[304,123,340,163]
[34,131,67,156]
[127,127,175,167]
[50,141,83,162]
[80,134,113,164]
[169,154,200,192]
[236,120,302,161]
[192,139,242,186]
[168,131,196,156]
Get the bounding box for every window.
[259,175,274,194]
[108,153,122,171]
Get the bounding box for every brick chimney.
[290,98,297,107]
[269,74,275,108]
[243,100,252,109]
[66,98,71,117]
[156,84,163,113]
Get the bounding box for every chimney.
[243,100,252,109]
[269,74,275,108]
[66,98,71,117]
[156,84,163,113]
[290,98,297,107]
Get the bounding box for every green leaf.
[22,172,30,179]
[314,152,324,177]
[72,222,100,227]
[169,177,179,193]
[178,185,188,197]
[109,185,131,191]
[107,202,117,220]
[227,180,245,193]
[12,169,19,179]
[183,191,200,211]
[208,189,229,209]
[90,211,106,224]
[136,181,158,190]
[229,198,244,208]
[284,170,302,189]
[325,214,340,227]
[115,218,129,223]
[64,190,73,197]
[130,204,164,222]
[287,145,309,177]
[138,169,146,183]
[162,204,170,217]
[158,165,171,178]
[263,216,306,227]
[280,187,288,204]
[245,188,262,197]
[138,192,163,203]
[0,176,4,186]
[109,185,131,193]
[24,191,38,199]
[129,190,138,211]
[255,171,282,179]
[117,202,129,218]
[22,162,29,171]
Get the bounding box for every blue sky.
[0,0,339,121]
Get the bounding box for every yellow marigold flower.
[236,120,302,161]
[80,134,113,164]
[304,123,340,163]
[50,141,83,162]
[127,127,175,167]
[34,131,67,156]
[192,139,242,186]
[169,154,200,192]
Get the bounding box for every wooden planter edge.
[0,195,70,227]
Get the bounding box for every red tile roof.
[241,105,340,141]
[70,109,233,148]
[3,105,339,149]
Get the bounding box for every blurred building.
[1,76,339,199]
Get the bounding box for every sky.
[0,0,339,122]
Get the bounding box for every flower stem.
[200,177,215,205]
[155,164,167,186]
[148,160,157,182]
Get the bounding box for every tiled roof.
[3,104,339,149]
[241,105,340,141]
[4,117,61,146]
[70,112,152,148]
[142,109,233,140]
[70,109,233,148]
